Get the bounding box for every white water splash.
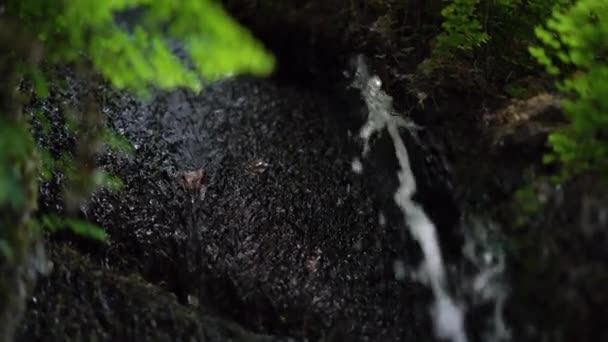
[350,56,467,342]
[351,157,363,174]
[462,217,511,342]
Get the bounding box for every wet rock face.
[487,93,563,158]
[504,171,608,342]
[17,245,281,342]
[107,79,432,340]
[29,76,442,341]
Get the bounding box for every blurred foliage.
[102,128,135,155]
[0,118,35,210]
[33,214,108,241]
[10,0,274,94]
[529,0,608,180]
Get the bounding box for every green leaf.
[38,148,55,180]
[102,129,134,155]
[63,218,108,241]
[93,170,124,191]
[0,240,14,259]
[529,0,608,181]
[40,214,107,241]
[30,67,49,98]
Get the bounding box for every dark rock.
[17,245,285,342]
[28,75,441,341]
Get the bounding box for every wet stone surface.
[25,76,436,341]
[17,245,284,342]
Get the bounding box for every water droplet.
[353,239,363,251]
[483,251,494,265]
[393,259,407,281]
[370,76,382,89]
[351,158,363,174]
[378,212,387,226]
[187,295,199,307]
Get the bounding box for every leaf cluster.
[432,0,569,67]
[10,0,274,94]
[0,118,35,209]
[433,0,489,59]
[529,0,608,179]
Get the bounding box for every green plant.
[529,0,608,179]
[433,0,489,59]
[431,0,569,72]
[12,0,274,94]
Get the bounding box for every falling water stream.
[349,56,467,342]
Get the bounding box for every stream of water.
[350,55,467,342]
[349,55,512,342]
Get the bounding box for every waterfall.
[350,56,467,342]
